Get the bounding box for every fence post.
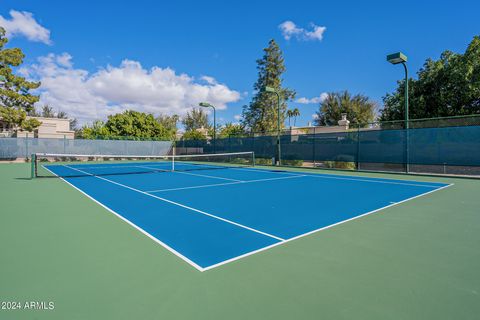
[252,133,255,160]
[405,121,410,173]
[312,127,316,168]
[356,124,360,170]
[407,120,410,173]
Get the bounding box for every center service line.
[62,165,285,242]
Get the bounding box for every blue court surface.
[45,163,450,271]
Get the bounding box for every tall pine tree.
[0,27,41,113]
[242,39,295,133]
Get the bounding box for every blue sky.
[1,0,479,127]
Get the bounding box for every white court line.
[63,165,285,243]
[41,166,205,271]
[50,164,453,272]
[301,174,443,188]
[233,167,303,176]
[233,167,443,188]
[201,182,454,271]
[138,165,243,182]
[146,174,307,193]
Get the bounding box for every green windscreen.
[178,116,480,169]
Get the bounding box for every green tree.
[156,114,179,139]
[79,110,176,140]
[0,106,26,130]
[314,91,376,126]
[156,114,179,130]
[242,39,295,133]
[286,109,294,127]
[0,27,40,113]
[40,105,55,117]
[287,108,300,127]
[182,129,207,140]
[79,120,110,139]
[56,111,67,119]
[380,35,480,121]
[218,123,247,138]
[21,118,42,132]
[182,108,210,131]
[0,106,42,133]
[103,110,170,139]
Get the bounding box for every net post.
[25,133,29,161]
[252,152,255,167]
[30,153,36,179]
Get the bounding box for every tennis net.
[32,151,255,178]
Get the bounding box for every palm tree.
[291,108,300,126]
[286,109,294,127]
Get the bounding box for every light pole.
[199,102,216,153]
[264,86,282,165]
[387,52,409,173]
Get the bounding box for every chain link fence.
[178,114,480,176]
[2,114,479,176]
[0,135,173,160]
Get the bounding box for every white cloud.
[0,10,51,44]
[305,25,327,41]
[279,21,326,41]
[25,53,240,124]
[234,114,242,121]
[278,21,303,41]
[312,114,319,120]
[200,75,217,85]
[297,93,328,104]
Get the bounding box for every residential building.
[0,116,75,139]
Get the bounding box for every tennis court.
[35,152,450,271]
[1,158,479,319]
